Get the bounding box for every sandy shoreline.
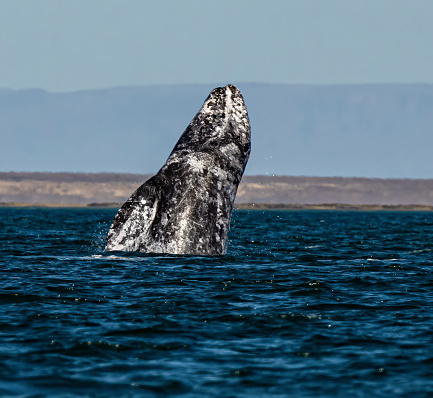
[3,173,433,207]
[1,202,433,211]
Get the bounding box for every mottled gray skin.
[105,85,251,255]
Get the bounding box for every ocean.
[1,208,433,397]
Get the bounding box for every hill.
[1,83,433,178]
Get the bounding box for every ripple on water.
[2,209,433,396]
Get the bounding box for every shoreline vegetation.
[1,202,433,211]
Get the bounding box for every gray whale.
[105,85,251,255]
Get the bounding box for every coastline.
[3,173,433,207]
[1,202,433,211]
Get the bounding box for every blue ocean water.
[1,208,433,397]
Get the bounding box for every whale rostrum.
[105,85,251,255]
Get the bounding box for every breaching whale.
[105,84,251,255]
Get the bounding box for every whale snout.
[209,84,241,98]
[226,84,240,94]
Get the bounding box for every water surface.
[1,208,433,397]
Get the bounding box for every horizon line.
[2,81,433,94]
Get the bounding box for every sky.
[1,0,433,179]
[1,0,433,92]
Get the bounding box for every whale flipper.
[106,176,161,252]
[106,85,251,255]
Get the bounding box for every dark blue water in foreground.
[1,208,433,397]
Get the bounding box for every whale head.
[165,85,251,179]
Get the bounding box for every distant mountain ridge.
[1,83,433,178]
[2,172,433,206]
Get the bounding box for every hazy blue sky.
[1,0,432,92]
